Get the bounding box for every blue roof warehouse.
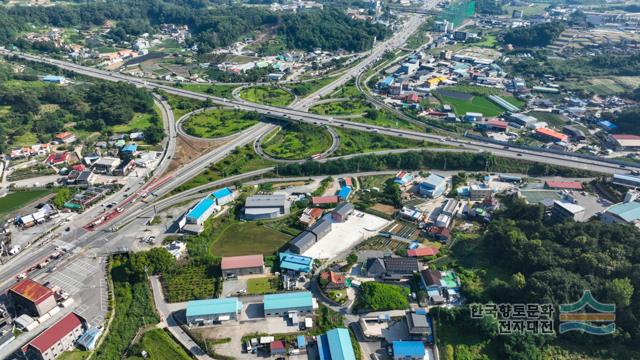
[263,291,316,316]
[186,297,243,325]
[318,328,356,360]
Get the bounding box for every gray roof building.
[289,231,316,254]
[383,257,420,274]
[244,194,290,220]
[309,218,331,240]
[332,202,354,222]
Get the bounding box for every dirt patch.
[167,136,226,172]
[370,203,396,216]
[435,89,473,101]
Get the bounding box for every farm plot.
[161,265,219,303]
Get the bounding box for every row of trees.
[0,0,387,53]
[274,150,594,178]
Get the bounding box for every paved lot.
[303,212,390,259]
[194,316,303,359]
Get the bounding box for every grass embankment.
[310,99,374,116]
[239,86,294,106]
[171,144,275,194]
[289,76,339,97]
[210,222,292,257]
[182,108,259,138]
[262,123,333,160]
[94,256,159,360]
[127,329,192,360]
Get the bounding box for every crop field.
[134,329,192,360]
[210,222,292,257]
[262,123,332,159]
[0,190,52,219]
[239,86,294,106]
[355,236,405,252]
[162,265,217,303]
[181,108,258,138]
[310,99,374,116]
[529,111,567,128]
[561,76,640,96]
[386,221,419,239]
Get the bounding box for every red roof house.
[45,152,70,165]
[220,254,264,275]
[320,271,347,289]
[8,278,57,317]
[343,177,353,187]
[535,127,568,142]
[407,247,439,257]
[71,164,85,172]
[23,312,85,358]
[54,131,76,144]
[544,180,583,190]
[426,226,451,242]
[312,196,339,205]
[270,340,286,355]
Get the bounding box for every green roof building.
[263,291,315,316]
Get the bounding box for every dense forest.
[433,197,640,359]
[0,59,161,151]
[502,21,565,47]
[0,0,387,52]
[275,150,594,178]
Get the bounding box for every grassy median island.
[310,98,374,116]
[181,107,260,138]
[239,86,295,106]
[180,83,236,99]
[333,128,425,156]
[262,122,333,160]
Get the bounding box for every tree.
[52,188,71,208]
[144,123,165,145]
[605,278,634,308]
[365,108,379,120]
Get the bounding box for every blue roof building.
[318,328,355,360]
[337,186,352,200]
[394,172,414,186]
[419,174,446,198]
[42,75,65,84]
[598,120,617,130]
[603,201,640,225]
[392,341,425,360]
[186,297,242,324]
[185,196,218,225]
[121,143,138,154]
[211,187,235,205]
[263,291,315,316]
[279,252,313,273]
[612,174,640,188]
[297,335,306,349]
[378,76,395,89]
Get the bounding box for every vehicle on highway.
[517,153,523,157]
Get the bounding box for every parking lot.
[303,211,390,259]
[35,254,108,328]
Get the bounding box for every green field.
[111,112,156,133]
[239,86,294,106]
[262,123,333,159]
[164,94,206,119]
[438,95,504,117]
[0,190,52,219]
[529,111,567,128]
[475,34,498,48]
[310,99,374,116]
[181,83,236,99]
[210,222,292,256]
[247,276,279,294]
[129,329,192,360]
[162,265,217,302]
[182,108,259,138]
[328,80,362,99]
[333,128,425,156]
